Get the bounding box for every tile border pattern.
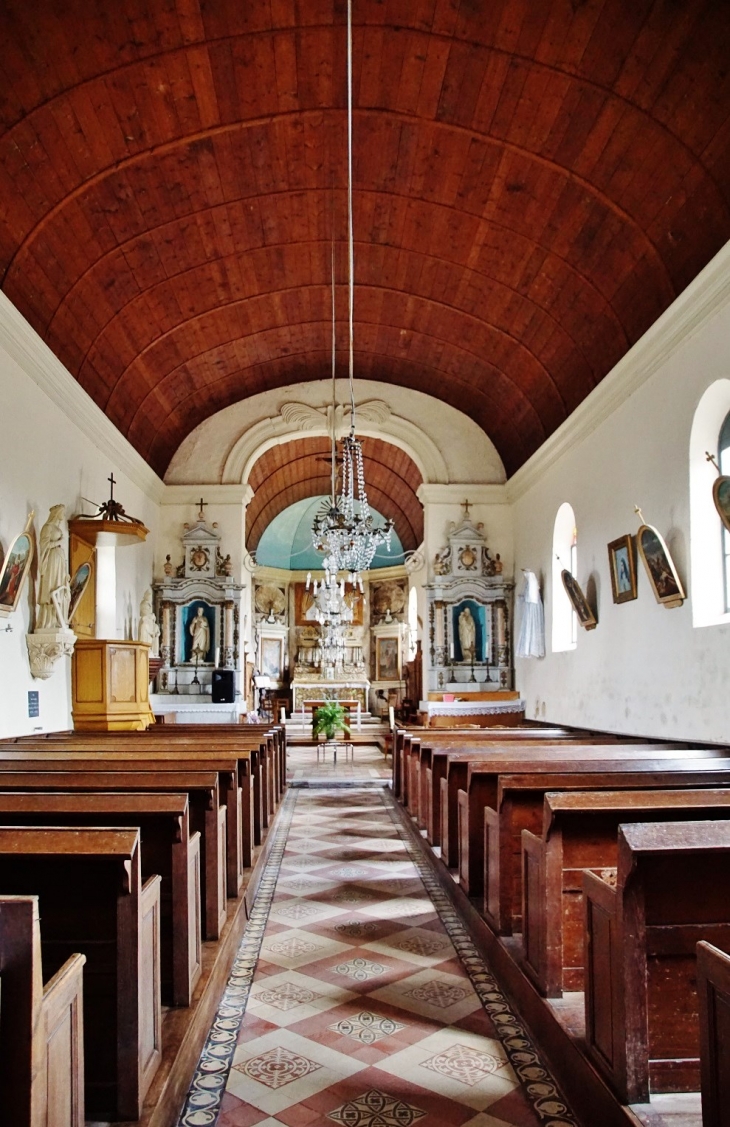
[176,788,298,1126]
[383,787,579,1127]
[176,782,579,1127]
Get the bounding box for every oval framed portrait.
[712,475,730,534]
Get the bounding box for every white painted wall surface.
[0,302,160,737]
[511,244,730,744]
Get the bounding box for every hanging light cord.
[347,0,356,434]
[330,233,337,504]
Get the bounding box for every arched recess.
[689,379,730,627]
[246,437,423,555]
[552,502,577,653]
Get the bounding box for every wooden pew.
[0,827,161,1120]
[0,792,201,1007]
[0,770,226,941]
[0,749,243,903]
[0,895,85,1127]
[455,743,723,894]
[697,941,730,1127]
[584,821,730,1103]
[520,789,730,997]
[479,758,730,936]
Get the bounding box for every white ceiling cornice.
[0,290,166,503]
[506,239,730,504]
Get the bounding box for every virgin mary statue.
[458,606,477,662]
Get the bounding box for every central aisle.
[178,784,578,1127]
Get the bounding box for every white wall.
[0,296,162,737]
[511,243,730,744]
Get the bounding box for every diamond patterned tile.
[328,1010,407,1045]
[369,968,481,1024]
[248,969,357,1027]
[362,926,457,968]
[260,929,353,970]
[328,1087,427,1126]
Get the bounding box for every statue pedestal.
[26,628,76,681]
[72,639,153,730]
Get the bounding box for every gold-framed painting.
[375,635,401,681]
[561,569,597,630]
[607,534,637,604]
[712,475,730,533]
[0,514,35,618]
[636,524,685,608]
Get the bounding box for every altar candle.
[449,642,454,660]
[215,647,220,668]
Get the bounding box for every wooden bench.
[0,827,161,1120]
[584,820,730,1103]
[697,940,730,1127]
[0,895,85,1127]
[0,749,243,906]
[0,792,201,1007]
[0,769,226,941]
[479,758,730,936]
[520,788,730,997]
[455,743,724,896]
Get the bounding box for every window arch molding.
[689,379,730,628]
[552,501,577,652]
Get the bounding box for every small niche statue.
[458,606,476,663]
[138,589,160,657]
[189,606,211,661]
[37,505,71,629]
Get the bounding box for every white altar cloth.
[150,695,247,724]
[419,699,526,718]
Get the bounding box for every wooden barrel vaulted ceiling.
[0,1,729,477]
[246,437,423,554]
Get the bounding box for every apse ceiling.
[1,1,729,477]
[246,437,423,554]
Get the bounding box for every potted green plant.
[312,701,351,740]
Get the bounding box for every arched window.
[689,379,730,627]
[719,411,730,611]
[552,502,577,652]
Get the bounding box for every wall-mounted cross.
[462,498,471,517]
[197,497,208,521]
[108,472,116,499]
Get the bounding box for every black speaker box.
[212,668,235,703]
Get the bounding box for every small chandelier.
[311,0,393,583]
[305,570,354,670]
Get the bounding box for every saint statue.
[458,606,477,663]
[189,606,211,662]
[138,589,160,657]
[37,505,70,630]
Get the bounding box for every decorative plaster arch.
[222,399,448,485]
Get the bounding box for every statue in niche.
[434,545,451,575]
[458,606,476,662]
[189,606,211,661]
[188,608,210,658]
[37,505,70,629]
[138,589,160,657]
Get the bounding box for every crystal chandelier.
[311,0,394,583]
[305,570,354,671]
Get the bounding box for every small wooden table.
[318,740,355,764]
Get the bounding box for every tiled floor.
[178,780,579,1127]
[286,740,391,782]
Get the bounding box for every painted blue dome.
[256,496,404,571]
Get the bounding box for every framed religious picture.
[294,582,316,625]
[68,561,93,623]
[0,514,35,618]
[712,474,730,533]
[636,524,685,608]
[260,636,283,680]
[607,534,637,604]
[376,635,400,681]
[561,569,597,630]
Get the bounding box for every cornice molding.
[0,291,166,503]
[507,240,730,503]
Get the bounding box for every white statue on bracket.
[26,505,76,680]
[138,589,160,657]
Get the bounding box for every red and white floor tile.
[194,785,575,1127]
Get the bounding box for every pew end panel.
[697,940,730,1127]
[520,830,547,995]
[42,951,86,1127]
[137,875,162,1113]
[583,870,624,1098]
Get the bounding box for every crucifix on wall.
[197,497,208,521]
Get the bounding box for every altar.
[291,679,369,712]
[419,691,525,727]
[150,694,250,724]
